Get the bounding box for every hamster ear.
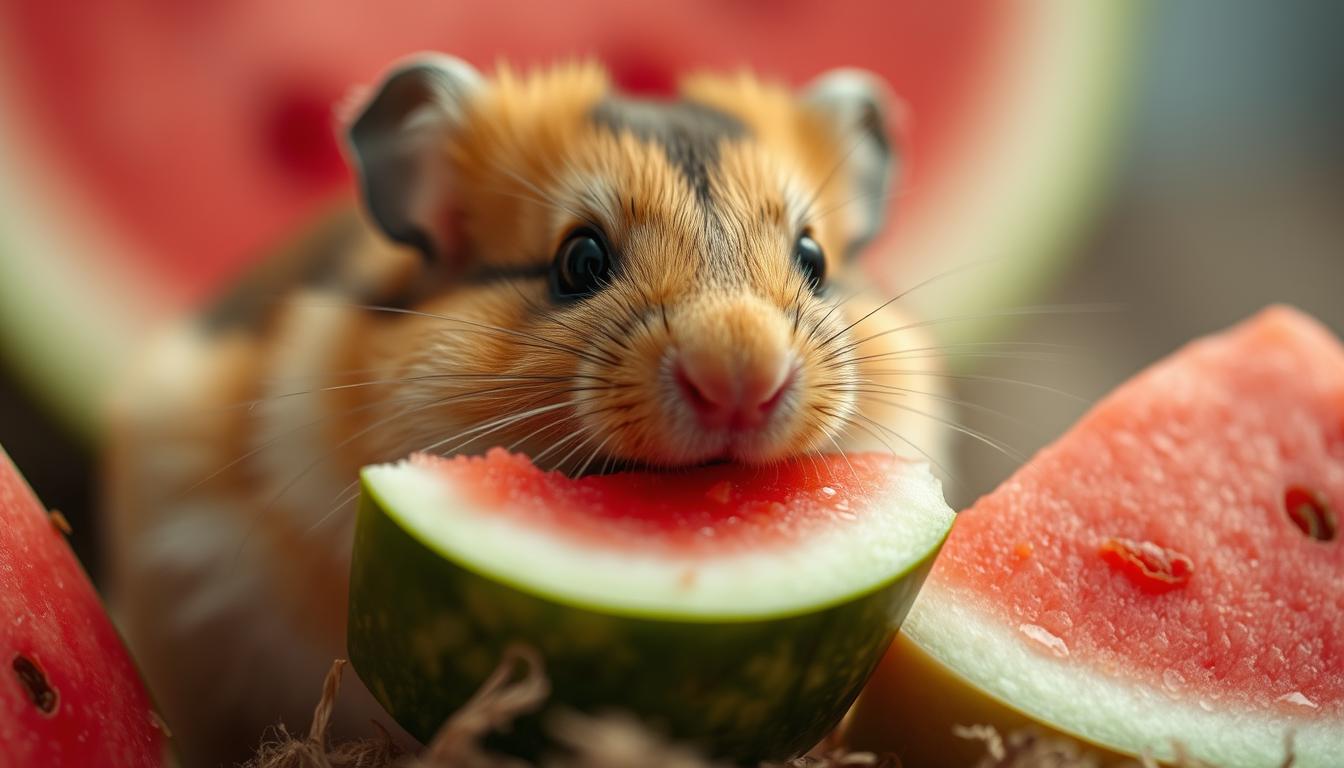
[345,54,483,261]
[802,69,901,257]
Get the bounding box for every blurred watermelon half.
[847,307,1344,767]
[0,445,170,767]
[0,2,1135,438]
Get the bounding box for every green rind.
[348,476,946,762]
[900,1,1141,355]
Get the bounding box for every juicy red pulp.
[419,449,897,555]
[931,308,1344,716]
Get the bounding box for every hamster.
[103,55,951,764]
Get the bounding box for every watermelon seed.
[1283,486,1336,541]
[11,654,58,715]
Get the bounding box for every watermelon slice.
[847,306,1344,767]
[347,449,953,762]
[0,445,171,767]
[0,2,1135,438]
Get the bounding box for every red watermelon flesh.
[939,306,1344,713]
[367,449,952,619]
[427,448,893,555]
[0,447,169,767]
[854,306,1343,766]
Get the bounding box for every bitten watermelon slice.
[0,445,170,767]
[848,306,1344,767]
[348,450,953,762]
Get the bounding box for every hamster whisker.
[495,387,637,458]
[858,368,1090,404]
[185,390,434,496]
[598,450,622,477]
[829,302,1123,361]
[794,416,841,493]
[205,380,561,496]
[269,380,557,493]
[859,396,1027,464]
[550,429,605,477]
[820,406,963,490]
[310,302,613,368]
[264,385,541,498]
[819,427,877,506]
[860,349,1072,366]
[528,425,593,469]
[506,281,630,358]
[534,404,645,475]
[844,339,1083,368]
[422,398,596,457]
[219,373,574,411]
[303,478,364,537]
[817,258,1002,350]
[572,433,616,479]
[800,283,866,341]
[830,381,1043,433]
[507,409,587,453]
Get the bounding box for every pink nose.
[674,351,795,430]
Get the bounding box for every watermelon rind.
[852,596,1339,768]
[890,1,1139,351]
[347,456,953,761]
[0,60,169,443]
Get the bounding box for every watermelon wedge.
[847,306,1344,767]
[348,449,953,762]
[0,445,171,767]
[0,2,1135,438]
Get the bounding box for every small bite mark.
[1099,537,1193,594]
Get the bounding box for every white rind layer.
[902,584,1341,768]
[361,458,953,620]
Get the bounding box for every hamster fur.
[104,56,951,764]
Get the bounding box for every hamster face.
[350,60,910,472]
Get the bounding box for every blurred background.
[0,1,1341,578]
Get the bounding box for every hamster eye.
[793,232,827,292]
[551,228,612,300]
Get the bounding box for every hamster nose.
[674,347,796,431]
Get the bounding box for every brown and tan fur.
[105,58,949,765]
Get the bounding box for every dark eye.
[794,232,826,292]
[551,228,612,300]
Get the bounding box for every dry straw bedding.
[243,648,1289,768]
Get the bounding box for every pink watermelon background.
[0,1,1002,301]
